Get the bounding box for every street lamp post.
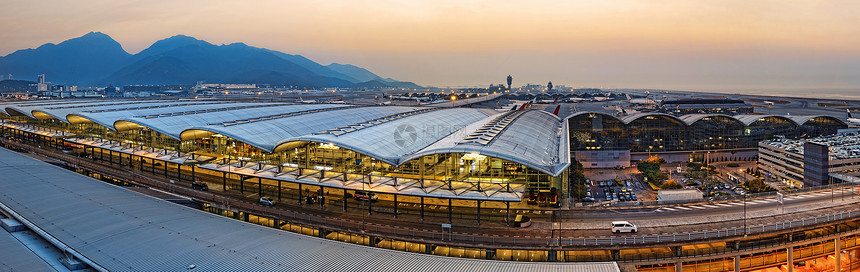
[743,194,747,236]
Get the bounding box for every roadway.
[6,137,860,249]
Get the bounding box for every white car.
[259,197,276,206]
[611,221,638,233]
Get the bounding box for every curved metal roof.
[677,114,745,126]
[111,103,343,139]
[405,110,569,176]
[620,112,685,125]
[789,115,848,126]
[285,108,498,166]
[564,111,624,123]
[734,114,798,126]
[67,102,263,130]
[566,111,841,128]
[190,106,422,153]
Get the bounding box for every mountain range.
[0,32,420,88]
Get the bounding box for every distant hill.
[327,63,421,88]
[0,32,130,85]
[0,33,420,88]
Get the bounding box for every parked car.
[259,197,275,206]
[354,191,378,202]
[612,221,638,233]
[192,181,208,191]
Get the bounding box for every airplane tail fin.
[553,105,561,116]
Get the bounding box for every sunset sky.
[1,0,859,91]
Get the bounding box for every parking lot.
[580,161,759,205]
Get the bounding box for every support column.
[506,202,511,226]
[836,237,842,272]
[258,177,262,197]
[675,261,682,272]
[163,160,168,177]
[448,198,453,224]
[393,194,398,218]
[278,180,282,201]
[191,165,196,182]
[343,189,348,212]
[222,172,227,192]
[476,200,481,224]
[298,184,302,205]
[368,195,373,215]
[420,196,424,221]
[788,246,794,272]
[734,255,740,272]
[108,150,113,165]
[240,175,244,194]
[177,164,182,181]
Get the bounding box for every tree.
[705,177,722,187]
[661,180,683,189]
[743,178,775,193]
[569,160,587,199]
[571,184,588,199]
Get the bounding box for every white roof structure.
[0,147,620,272]
[566,111,846,127]
[0,99,569,176]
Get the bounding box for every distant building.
[759,133,860,187]
[658,99,752,115]
[36,74,51,92]
[193,83,258,94]
[487,84,505,92]
[6,74,12,80]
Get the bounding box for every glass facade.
[568,113,847,153]
[687,115,745,150]
[625,115,686,152]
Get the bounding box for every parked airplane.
[848,108,860,125]
[592,92,612,102]
[564,97,590,103]
[538,96,560,104]
[626,93,657,105]
[298,97,317,104]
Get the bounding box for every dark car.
[192,181,208,191]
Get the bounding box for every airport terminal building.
[0,99,569,210]
[568,112,846,168]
